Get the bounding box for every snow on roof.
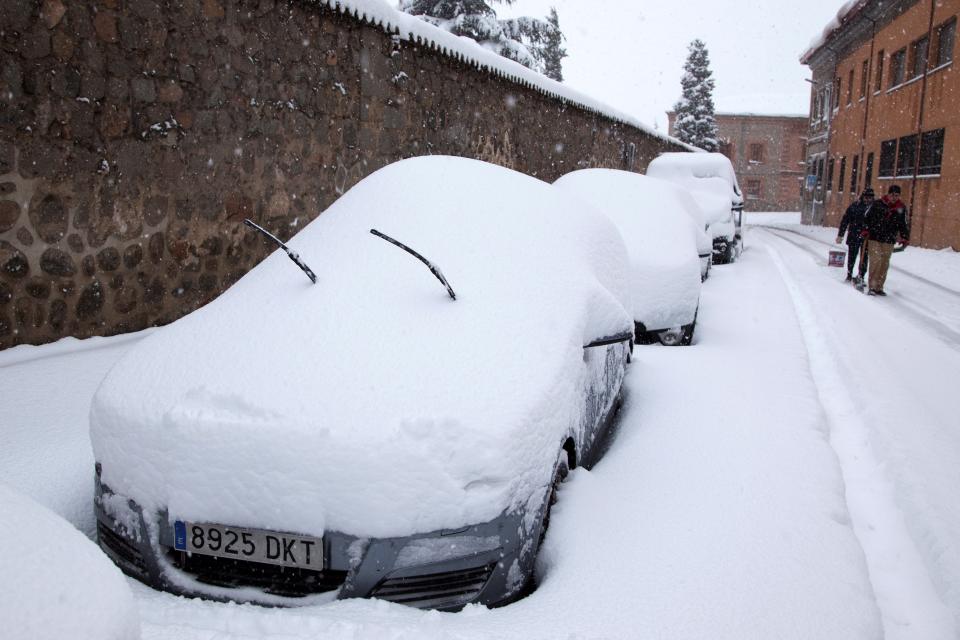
[0,484,139,639]
[554,170,701,330]
[799,0,869,63]
[91,156,633,540]
[308,0,692,149]
[714,111,809,119]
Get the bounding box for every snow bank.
[0,484,139,640]
[91,156,632,541]
[554,169,701,330]
[0,334,147,537]
[299,0,689,148]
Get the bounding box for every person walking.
[861,184,910,296]
[836,187,873,282]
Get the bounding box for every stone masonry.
[0,0,683,349]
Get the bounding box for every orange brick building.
[801,0,959,249]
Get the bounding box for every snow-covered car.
[646,152,745,264]
[0,484,139,640]
[555,169,703,346]
[90,156,634,611]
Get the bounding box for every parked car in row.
[555,170,704,346]
[91,156,635,611]
[646,152,745,264]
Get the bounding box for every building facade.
[801,0,959,249]
[667,112,808,211]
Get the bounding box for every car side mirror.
[584,329,633,349]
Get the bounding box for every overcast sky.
[497,0,847,132]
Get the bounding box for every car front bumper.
[94,473,543,611]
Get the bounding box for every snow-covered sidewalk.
[2,227,958,639]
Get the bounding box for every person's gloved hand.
[860,230,869,238]
[835,236,842,244]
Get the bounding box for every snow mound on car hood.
[0,484,139,640]
[91,156,631,539]
[554,170,701,329]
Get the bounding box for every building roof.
[799,0,871,64]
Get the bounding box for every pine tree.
[400,0,559,74]
[538,7,566,82]
[672,39,719,152]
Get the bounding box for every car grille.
[370,564,495,609]
[168,549,347,598]
[98,521,147,577]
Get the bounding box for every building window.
[851,154,860,193]
[935,18,956,67]
[834,76,841,110]
[816,157,824,189]
[749,143,764,163]
[838,157,846,193]
[847,68,855,104]
[896,134,918,176]
[827,157,835,191]
[746,178,762,200]
[890,48,907,87]
[864,152,874,187]
[875,50,885,91]
[879,139,897,177]
[860,59,869,97]
[918,128,945,175]
[910,36,929,78]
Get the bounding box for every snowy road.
[2,223,959,639]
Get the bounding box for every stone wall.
[0,0,683,349]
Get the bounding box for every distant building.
[667,112,808,211]
[800,0,959,249]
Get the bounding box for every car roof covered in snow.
[90,156,632,539]
[647,152,743,202]
[554,170,701,329]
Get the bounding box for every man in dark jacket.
[861,184,910,296]
[836,187,874,281]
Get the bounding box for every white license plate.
[173,521,323,570]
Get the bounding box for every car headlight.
[393,534,501,569]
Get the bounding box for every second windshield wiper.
[370,229,456,300]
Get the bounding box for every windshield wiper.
[243,219,317,284]
[369,229,456,300]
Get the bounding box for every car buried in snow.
[554,169,704,346]
[91,156,634,611]
[646,152,745,264]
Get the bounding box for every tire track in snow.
[756,228,960,351]
[762,235,957,640]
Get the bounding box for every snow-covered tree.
[672,39,719,152]
[400,0,559,74]
[537,7,566,82]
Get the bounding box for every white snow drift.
[0,484,139,640]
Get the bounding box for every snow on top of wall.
[308,0,692,150]
[800,0,869,64]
